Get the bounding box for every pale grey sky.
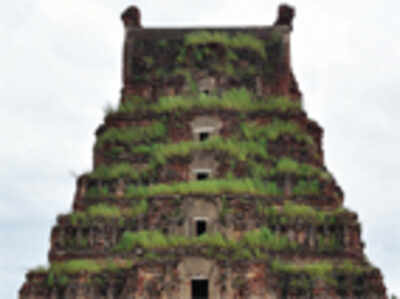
[1,1,399,298]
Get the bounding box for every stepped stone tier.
[20,4,388,299]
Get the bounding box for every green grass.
[184,31,267,59]
[33,259,135,285]
[195,232,231,248]
[86,185,110,198]
[68,200,148,225]
[84,178,327,200]
[240,120,315,145]
[271,259,373,285]
[114,228,294,253]
[247,157,331,181]
[149,136,269,163]
[45,259,134,277]
[87,204,121,218]
[281,202,323,220]
[130,199,149,217]
[115,231,170,250]
[91,141,328,186]
[51,259,103,274]
[122,136,269,176]
[292,180,320,195]
[271,259,334,278]
[317,235,341,253]
[336,260,371,275]
[109,88,300,115]
[68,204,122,226]
[125,179,281,198]
[35,257,373,287]
[273,157,331,180]
[95,121,167,148]
[260,202,349,224]
[89,163,154,181]
[240,227,297,250]
[69,212,87,226]
[173,68,198,93]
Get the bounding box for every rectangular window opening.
[192,279,208,299]
[199,132,210,141]
[196,220,207,236]
[196,172,209,180]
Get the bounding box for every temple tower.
[20,5,387,298]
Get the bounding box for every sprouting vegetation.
[39,259,134,284]
[85,185,109,198]
[258,202,349,225]
[108,88,300,116]
[68,200,148,226]
[271,259,334,278]
[115,231,185,251]
[124,179,281,198]
[32,257,374,289]
[149,136,269,163]
[89,163,155,181]
[184,31,267,59]
[84,176,330,200]
[51,259,102,274]
[317,235,341,253]
[292,180,320,195]
[271,259,373,287]
[240,120,314,146]
[31,259,133,287]
[130,199,149,217]
[272,157,331,180]
[240,227,297,251]
[114,227,296,254]
[130,29,283,83]
[87,204,122,219]
[91,138,329,190]
[95,135,270,171]
[95,121,167,148]
[247,157,330,181]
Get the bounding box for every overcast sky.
[1,1,399,298]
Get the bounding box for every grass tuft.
[125,179,281,198]
[185,31,267,59]
[95,122,166,148]
[110,88,300,115]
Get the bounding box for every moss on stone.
[184,31,267,59]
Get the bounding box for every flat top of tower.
[121,4,295,31]
[120,4,296,93]
[126,26,287,40]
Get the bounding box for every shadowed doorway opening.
[192,279,208,299]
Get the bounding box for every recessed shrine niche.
[177,257,221,299]
[190,116,223,142]
[189,153,218,181]
[198,76,217,95]
[181,198,219,238]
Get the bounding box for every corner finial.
[121,6,142,28]
[274,4,295,29]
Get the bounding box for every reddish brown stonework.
[20,4,387,299]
